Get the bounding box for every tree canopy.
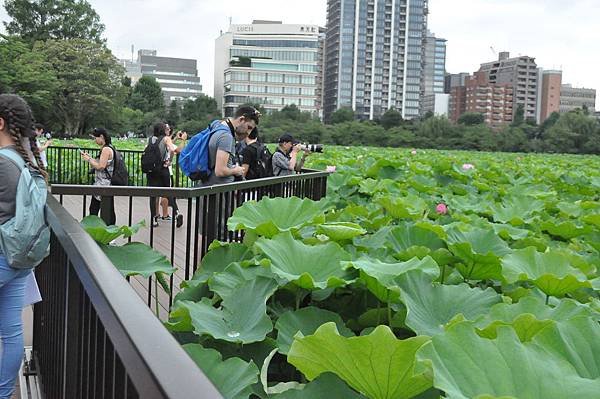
[4,0,105,44]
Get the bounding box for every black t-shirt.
[241,142,260,179]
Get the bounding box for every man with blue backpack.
[179,106,260,186]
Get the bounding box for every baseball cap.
[92,127,108,137]
[278,133,299,144]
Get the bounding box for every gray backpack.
[0,148,50,269]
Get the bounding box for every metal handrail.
[38,195,223,398]
[50,168,330,197]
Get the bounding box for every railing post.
[56,148,63,185]
[175,155,181,188]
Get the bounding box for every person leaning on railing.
[0,94,48,399]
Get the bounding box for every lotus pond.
[167,147,600,398]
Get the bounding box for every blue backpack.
[0,148,50,269]
[179,120,231,182]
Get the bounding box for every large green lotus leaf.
[353,226,395,249]
[501,247,591,297]
[533,317,600,379]
[476,296,600,330]
[582,214,600,228]
[557,201,584,218]
[344,257,439,303]
[445,227,511,280]
[397,271,502,336]
[190,242,254,284]
[271,373,365,398]
[101,242,176,278]
[254,232,353,290]
[177,276,278,343]
[489,196,544,225]
[209,263,281,299]
[378,195,428,220]
[183,344,258,399]
[316,222,367,241]
[416,322,600,399]
[541,219,592,240]
[386,224,447,253]
[491,223,530,240]
[275,306,354,354]
[81,215,144,244]
[288,323,432,399]
[227,197,325,238]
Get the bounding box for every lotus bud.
[436,203,448,215]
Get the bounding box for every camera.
[298,143,324,153]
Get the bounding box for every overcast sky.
[1,0,599,105]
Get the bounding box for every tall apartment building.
[560,84,596,113]
[465,71,514,129]
[323,0,429,122]
[479,52,538,121]
[538,70,562,123]
[126,50,204,104]
[214,21,322,117]
[446,72,469,122]
[420,30,447,116]
[421,31,446,95]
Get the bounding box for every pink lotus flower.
[436,203,448,215]
[411,150,417,155]
[326,165,337,173]
[462,163,475,171]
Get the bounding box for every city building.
[479,52,538,121]
[421,31,446,95]
[214,21,323,117]
[323,0,430,122]
[560,84,596,113]
[445,72,469,94]
[122,50,203,104]
[537,70,562,123]
[465,71,514,129]
[446,72,470,122]
[421,93,449,116]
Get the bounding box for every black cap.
[278,133,298,144]
[92,127,108,137]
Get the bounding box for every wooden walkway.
[57,194,204,320]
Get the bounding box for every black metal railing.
[33,195,223,399]
[51,170,330,316]
[46,146,194,187]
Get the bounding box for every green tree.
[496,126,528,152]
[457,112,485,126]
[511,104,524,127]
[35,39,126,135]
[544,110,599,153]
[128,76,164,114]
[181,95,219,122]
[380,108,403,129]
[4,0,105,44]
[0,34,58,121]
[166,100,180,127]
[330,107,355,124]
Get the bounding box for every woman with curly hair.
[0,94,47,399]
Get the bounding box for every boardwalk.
[57,194,207,320]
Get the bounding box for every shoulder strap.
[0,148,27,170]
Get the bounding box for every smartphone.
[77,148,84,154]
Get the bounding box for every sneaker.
[162,215,172,221]
[176,213,184,228]
[152,216,159,227]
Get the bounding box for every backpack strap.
[0,148,27,171]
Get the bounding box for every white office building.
[214,21,323,117]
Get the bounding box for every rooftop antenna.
[490,46,496,56]
[229,16,232,26]
[131,44,134,62]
